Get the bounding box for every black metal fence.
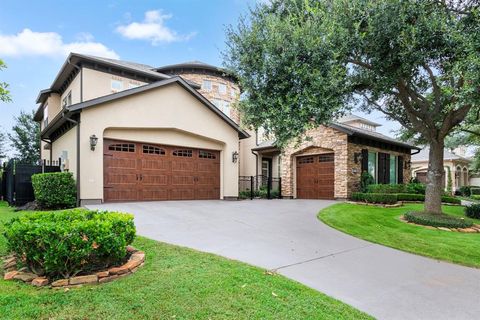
[239,175,282,199]
[1,159,61,206]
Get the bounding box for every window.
[173,149,192,157]
[319,154,334,162]
[128,82,142,89]
[368,152,377,181]
[212,99,230,116]
[230,88,237,98]
[143,145,165,155]
[298,157,314,164]
[62,91,72,107]
[202,80,212,92]
[108,143,135,152]
[262,160,270,178]
[389,156,397,184]
[111,79,123,92]
[199,150,216,159]
[43,104,49,128]
[218,83,227,94]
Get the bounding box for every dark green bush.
[404,211,472,228]
[3,209,136,279]
[472,195,480,201]
[458,186,471,197]
[367,184,405,194]
[351,192,398,204]
[396,193,425,201]
[441,196,461,204]
[465,204,480,219]
[31,172,77,209]
[360,172,375,192]
[471,187,480,195]
[405,183,426,195]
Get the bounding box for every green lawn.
[0,202,371,320]
[319,203,480,268]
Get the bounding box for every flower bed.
[3,245,145,287]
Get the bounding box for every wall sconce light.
[232,151,239,163]
[90,134,98,151]
[354,152,363,164]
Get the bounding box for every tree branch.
[347,59,374,70]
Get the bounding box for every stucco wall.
[239,130,258,177]
[77,82,240,202]
[82,67,147,102]
[51,126,77,176]
[60,72,81,106]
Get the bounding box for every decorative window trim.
[143,145,165,155]
[199,150,216,159]
[108,143,135,152]
[173,149,193,157]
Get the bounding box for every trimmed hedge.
[366,184,405,194]
[471,187,480,195]
[3,209,136,279]
[465,204,480,219]
[405,183,426,195]
[441,196,461,205]
[396,193,425,201]
[472,195,480,201]
[351,193,398,204]
[32,172,77,209]
[404,211,473,228]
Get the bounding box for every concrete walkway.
[88,200,480,320]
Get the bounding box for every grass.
[319,203,480,268]
[0,202,371,320]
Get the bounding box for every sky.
[0,0,400,149]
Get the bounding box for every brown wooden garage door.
[296,153,334,199]
[103,139,220,202]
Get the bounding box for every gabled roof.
[155,60,225,73]
[411,147,471,162]
[337,114,381,127]
[64,76,249,139]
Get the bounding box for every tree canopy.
[0,59,11,103]
[225,0,480,213]
[8,110,40,164]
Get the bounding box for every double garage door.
[296,153,335,199]
[104,139,220,202]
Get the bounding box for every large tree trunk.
[424,140,445,213]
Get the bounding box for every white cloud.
[116,10,196,45]
[0,29,119,59]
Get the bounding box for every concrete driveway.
[88,200,480,320]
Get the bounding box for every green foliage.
[360,172,375,193]
[239,186,280,199]
[0,59,11,103]
[32,172,77,209]
[367,184,405,194]
[441,196,462,204]
[396,193,425,201]
[8,110,40,164]
[471,195,480,200]
[459,186,472,197]
[3,209,136,278]
[446,166,453,195]
[404,211,472,229]
[405,183,426,195]
[471,187,480,195]
[351,193,398,204]
[465,204,480,219]
[0,130,7,161]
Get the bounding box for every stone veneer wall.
[280,126,349,199]
[166,71,241,124]
[347,143,412,197]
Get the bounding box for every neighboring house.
[35,53,418,204]
[34,53,248,205]
[242,114,419,199]
[411,147,471,193]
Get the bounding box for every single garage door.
[103,139,220,202]
[296,153,334,199]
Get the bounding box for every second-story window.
[43,104,49,128]
[230,88,237,98]
[111,79,123,92]
[202,80,212,92]
[218,83,227,95]
[62,91,72,108]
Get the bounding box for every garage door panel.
[104,189,138,202]
[141,188,169,201]
[142,174,169,186]
[105,173,137,185]
[141,158,170,171]
[170,188,195,200]
[296,153,334,200]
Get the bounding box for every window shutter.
[377,153,385,184]
[397,156,404,184]
[385,153,390,184]
[361,149,368,173]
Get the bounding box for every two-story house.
[34,53,418,204]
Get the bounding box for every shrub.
[360,172,374,193]
[472,195,480,200]
[396,193,425,201]
[405,183,426,195]
[351,192,398,204]
[404,211,473,228]
[441,195,461,204]
[31,172,77,209]
[458,186,471,197]
[366,184,406,194]
[3,209,136,279]
[465,204,480,219]
[471,187,480,195]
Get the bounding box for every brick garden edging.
[3,245,145,288]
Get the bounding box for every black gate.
[239,175,282,200]
[1,159,61,206]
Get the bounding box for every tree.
[8,110,40,164]
[0,59,12,103]
[224,0,480,213]
[0,129,7,163]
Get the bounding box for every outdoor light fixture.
[354,152,363,164]
[90,134,98,151]
[232,151,239,163]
